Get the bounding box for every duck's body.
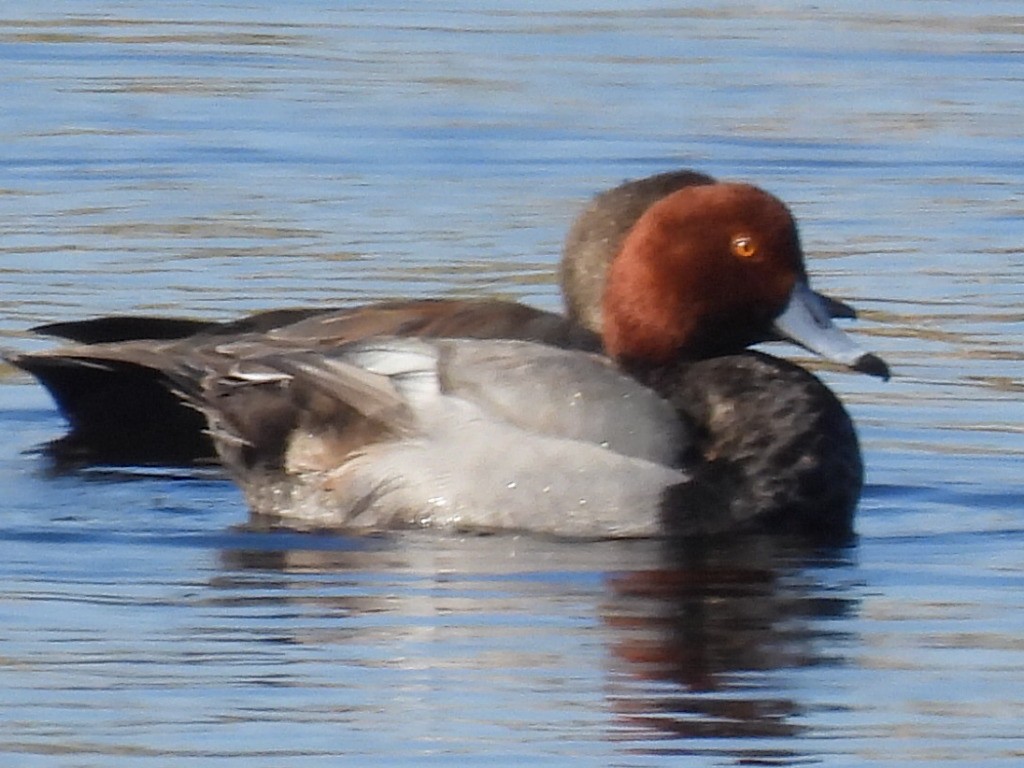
[183,337,687,538]
[163,339,861,538]
[8,171,887,540]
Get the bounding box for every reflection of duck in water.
[602,537,858,746]
[9,171,887,539]
[218,533,857,749]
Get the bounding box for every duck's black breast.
[630,351,863,542]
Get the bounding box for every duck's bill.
[773,280,890,380]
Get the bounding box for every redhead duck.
[8,172,888,539]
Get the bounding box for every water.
[2,2,1023,765]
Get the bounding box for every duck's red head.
[602,182,806,365]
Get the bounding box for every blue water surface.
[1,2,1023,766]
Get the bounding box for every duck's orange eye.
[730,235,757,259]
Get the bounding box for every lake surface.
[2,2,1023,765]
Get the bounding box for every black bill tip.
[852,352,890,381]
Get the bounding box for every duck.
[7,171,889,540]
